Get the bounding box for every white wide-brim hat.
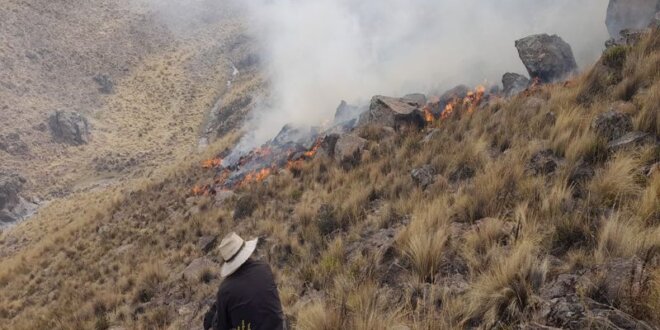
[219,232,258,278]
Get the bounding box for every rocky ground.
[0,1,659,329]
[0,0,261,227]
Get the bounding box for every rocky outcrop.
[527,149,562,176]
[333,134,367,168]
[0,173,25,211]
[0,133,29,156]
[93,74,115,94]
[358,95,427,130]
[0,173,35,225]
[334,100,362,124]
[591,111,633,141]
[515,34,578,83]
[607,131,657,151]
[411,165,435,189]
[606,0,660,38]
[48,110,90,145]
[402,93,427,107]
[502,72,530,98]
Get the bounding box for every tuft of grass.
[462,242,547,327]
[588,155,642,207]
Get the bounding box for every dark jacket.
[204,259,285,330]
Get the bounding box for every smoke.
[133,0,610,153]
[234,0,610,150]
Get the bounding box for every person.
[204,232,285,330]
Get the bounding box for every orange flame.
[202,158,223,169]
[422,105,435,123]
[192,184,211,196]
[440,85,486,120]
[240,167,273,187]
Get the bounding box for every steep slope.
[0,0,259,204]
[0,28,659,330]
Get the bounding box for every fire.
[440,85,486,120]
[441,101,457,120]
[192,184,211,196]
[240,167,273,187]
[202,158,222,169]
[423,105,435,123]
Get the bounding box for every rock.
[591,257,647,307]
[181,257,218,281]
[233,195,257,220]
[411,165,435,189]
[93,74,114,94]
[435,85,469,116]
[515,34,578,83]
[0,133,29,156]
[587,301,655,330]
[607,131,656,151]
[333,134,367,168]
[502,72,530,97]
[402,93,427,107]
[334,100,363,124]
[48,110,90,145]
[543,295,587,329]
[0,173,25,211]
[606,28,648,48]
[528,149,562,175]
[272,124,319,147]
[358,95,427,130]
[591,111,633,142]
[606,0,660,39]
[198,236,218,254]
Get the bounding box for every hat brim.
[220,238,258,277]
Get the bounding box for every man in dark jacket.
[204,232,285,330]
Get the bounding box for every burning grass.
[1,30,660,330]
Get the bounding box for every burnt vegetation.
[0,28,659,330]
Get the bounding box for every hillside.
[0,22,658,330]
[0,0,260,205]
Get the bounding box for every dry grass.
[1,28,659,330]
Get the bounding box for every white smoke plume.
[236,0,610,149]
[135,0,610,152]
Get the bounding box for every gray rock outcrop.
[48,110,90,145]
[515,34,578,83]
[358,95,427,130]
[606,0,660,38]
[591,111,633,141]
[502,72,530,97]
[333,134,367,168]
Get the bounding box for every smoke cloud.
[236,0,609,149]
[135,0,610,151]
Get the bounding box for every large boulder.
[0,173,25,211]
[0,173,32,225]
[334,100,363,124]
[333,134,367,168]
[606,0,660,39]
[0,133,29,156]
[402,93,427,107]
[502,72,530,98]
[515,34,578,83]
[591,111,633,141]
[48,110,90,145]
[527,149,563,176]
[357,95,426,130]
[411,165,435,189]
